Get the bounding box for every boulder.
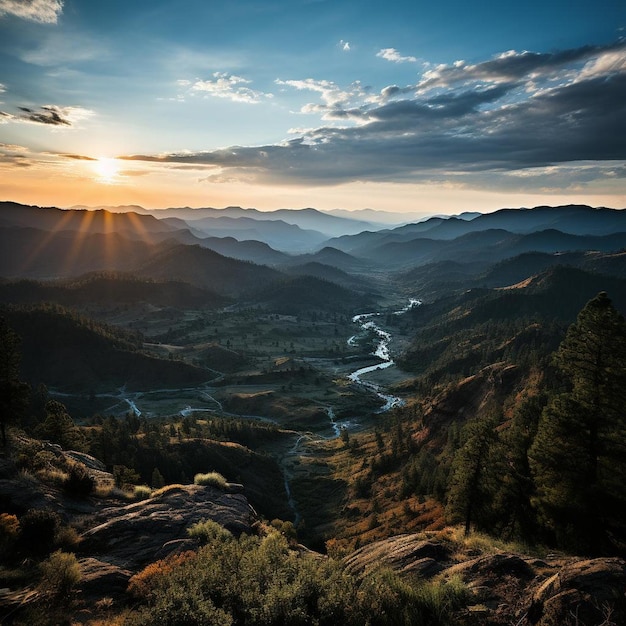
[343,534,449,577]
[527,557,626,625]
[78,558,132,598]
[80,484,256,570]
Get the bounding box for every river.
[346,298,421,411]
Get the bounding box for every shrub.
[18,509,61,556]
[38,550,81,605]
[0,513,20,556]
[193,471,227,489]
[63,462,95,497]
[133,485,152,501]
[128,551,198,600]
[187,519,232,546]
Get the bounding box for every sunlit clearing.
[93,157,120,184]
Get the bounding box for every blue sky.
[0,0,624,214]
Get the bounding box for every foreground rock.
[80,484,256,570]
[343,533,626,625]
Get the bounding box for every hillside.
[2,305,211,392]
[250,275,374,314]
[0,274,229,309]
[136,244,284,297]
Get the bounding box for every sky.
[0,0,625,217]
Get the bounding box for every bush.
[0,513,20,557]
[133,485,152,500]
[18,509,61,557]
[38,550,81,605]
[125,529,471,626]
[63,462,95,497]
[187,519,233,546]
[194,471,227,489]
[128,551,198,601]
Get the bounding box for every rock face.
[343,534,449,578]
[527,557,626,626]
[343,534,626,625]
[421,363,520,445]
[80,484,256,570]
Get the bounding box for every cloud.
[184,73,273,104]
[15,104,94,126]
[0,142,33,167]
[0,0,64,24]
[57,153,97,161]
[0,104,94,126]
[0,83,5,93]
[416,41,626,91]
[276,78,374,120]
[377,48,417,63]
[120,42,626,193]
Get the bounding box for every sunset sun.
[93,157,121,184]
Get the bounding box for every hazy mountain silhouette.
[136,244,284,297]
[282,261,369,291]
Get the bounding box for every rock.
[527,557,626,625]
[343,534,449,577]
[78,558,132,598]
[80,484,256,571]
[448,553,536,586]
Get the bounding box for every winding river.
[346,298,421,411]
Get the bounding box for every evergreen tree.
[0,318,29,446]
[37,400,86,451]
[529,292,626,552]
[494,393,546,540]
[446,412,500,535]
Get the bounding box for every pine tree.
[446,412,500,535]
[529,292,626,552]
[0,318,29,446]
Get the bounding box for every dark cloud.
[120,42,626,189]
[18,105,71,125]
[417,41,626,90]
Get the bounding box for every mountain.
[250,275,374,314]
[0,201,179,239]
[136,244,284,297]
[94,204,382,237]
[199,236,289,265]
[398,265,626,377]
[0,226,166,279]
[350,228,626,269]
[284,246,370,272]
[168,215,329,252]
[2,305,210,391]
[282,262,369,291]
[0,274,229,310]
[326,205,626,255]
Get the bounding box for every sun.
[93,157,120,183]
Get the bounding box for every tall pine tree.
[0,318,29,446]
[529,292,626,552]
[446,412,501,535]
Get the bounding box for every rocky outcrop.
[420,362,520,444]
[527,557,626,626]
[80,484,256,570]
[343,534,449,578]
[77,558,133,599]
[343,534,626,625]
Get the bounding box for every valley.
[1,201,626,625]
